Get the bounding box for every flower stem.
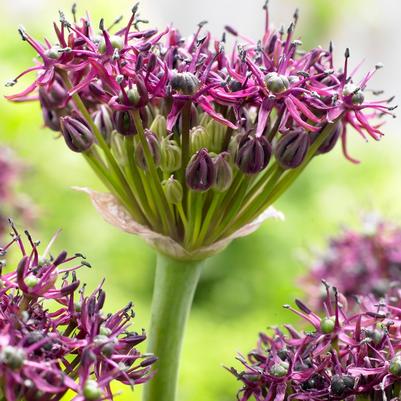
[143,253,205,401]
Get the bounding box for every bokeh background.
[1,0,400,400]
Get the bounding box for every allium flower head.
[0,221,155,401]
[6,3,394,259]
[230,284,401,401]
[302,215,401,306]
[0,146,36,238]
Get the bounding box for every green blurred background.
[0,0,400,399]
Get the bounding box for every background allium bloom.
[230,286,401,401]
[301,215,401,306]
[0,146,36,238]
[5,3,394,259]
[0,222,155,401]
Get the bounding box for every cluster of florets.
[0,147,35,238]
[0,221,155,401]
[230,285,401,401]
[302,215,401,306]
[6,2,395,247]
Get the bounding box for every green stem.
[143,254,205,401]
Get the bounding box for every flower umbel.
[302,214,401,307]
[0,221,155,401]
[230,284,401,401]
[6,4,394,258]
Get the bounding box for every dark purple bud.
[235,135,272,175]
[38,79,68,110]
[93,105,114,143]
[330,375,355,397]
[135,130,161,170]
[88,80,107,98]
[140,355,158,367]
[312,121,342,155]
[113,110,136,136]
[186,148,216,191]
[41,106,61,131]
[60,116,94,153]
[213,152,233,192]
[274,130,310,169]
[170,72,200,95]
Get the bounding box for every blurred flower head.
[5,3,394,259]
[301,214,401,307]
[0,146,36,238]
[230,284,401,401]
[0,221,155,401]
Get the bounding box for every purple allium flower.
[0,221,155,401]
[0,147,36,239]
[5,3,394,257]
[301,215,401,307]
[230,284,401,401]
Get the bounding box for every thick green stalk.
[143,254,205,401]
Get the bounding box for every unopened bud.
[190,126,209,154]
[150,115,168,139]
[312,122,342,155]
[170,71,200,95]
[1,346,25,370]
[213,152,233,192]
[162,176,183,204]
[390,356,401,376]
[236,135,272,174]
[98,35,124,54]
[160,138,181,172]
[186,148,215,191]
[41,106,61,131]
[320,316,335,334]
[274,130,310,169]
[93,105,113,143]
[135,131,161,170]
[39,79,68,110]
[83,379,102,400]
[330,375,355,397]
[264,72,289,94]
[60,116,94,153]
[113,110,136,136]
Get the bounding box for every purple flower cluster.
[230,285,401,401]
[0,221,155,401]
[0,147,36,238]
[302,216,401,306]
[5,3,394,248]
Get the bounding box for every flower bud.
[60,116,94,153]
[135,131,161,170]
[235,135,272,174]
[160,138,181,172]
[93,105,114,143]
[150,115,168,139]
[312,122,342,155]
[274,130,310,169]
[39,79,68,110]
[264,72,290,94]
[269,361,289,377]
[190,126,209,154]
[1,346,25,370]
[162,176,183,204]
[113,110,136,136]
[320,316,335,334]
[213,153,233,192]
[330,375,355,397]
[99,35,124,53]
[186,148,215,191]
[170,71,200,95]
[390,356,401,376]
[41,106,61,131]
[83,379,102,401]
